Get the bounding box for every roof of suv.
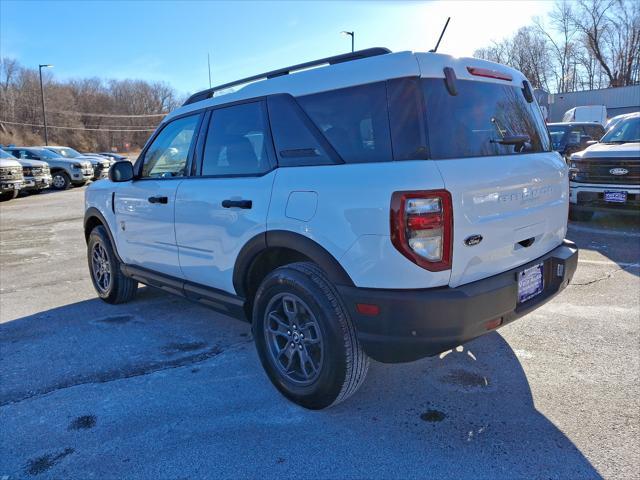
[166,48,526,124]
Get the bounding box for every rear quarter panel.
[268,161,452,289]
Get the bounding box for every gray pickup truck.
[4,147,93,190]
[0,149,24,201]
[45,146,113,181]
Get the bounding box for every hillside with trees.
[0,58,180,152]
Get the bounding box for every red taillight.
[466,66,513,81]
[390,190,453,271]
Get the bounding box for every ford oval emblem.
[464,234,483,246]
[610,168,629,175]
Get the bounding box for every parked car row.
[0,145,129,202]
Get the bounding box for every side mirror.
[108,161,134,182]
[586,140,598,146]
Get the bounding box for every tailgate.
[436,152,568,287]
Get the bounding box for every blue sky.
[1,1,552,96]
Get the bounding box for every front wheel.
[253,262,369,410]
[87,225,138,304]
[0,190,19,201]
[51,172,71,190]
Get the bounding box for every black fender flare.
[84,207,123,262]
[233,230,355,297]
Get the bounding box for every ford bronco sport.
[84,48,578,409]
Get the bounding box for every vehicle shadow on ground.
[567,212,640,277]
[0,290,602,479]
[340,332,603,478]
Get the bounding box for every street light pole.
[341,31,354,52]
[38,64,53,145]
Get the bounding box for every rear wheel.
[88,225,138,304]
[253,262,369,409]
[51,172,71,190]
[569,208,594,222]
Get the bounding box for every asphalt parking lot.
[1,186,638,479]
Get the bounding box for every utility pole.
[38,64,53,145]
[341,31,354,52]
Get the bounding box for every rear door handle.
[221,199,252,209]
[148,196,168,204]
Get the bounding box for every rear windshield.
[422,79,550,159]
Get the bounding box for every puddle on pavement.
[420,410,446,422]
[162,341,207,355]
[95,314,136,325]
[25,447,74,475]
[68,415,97,431]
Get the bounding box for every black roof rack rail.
[182,47,392,106]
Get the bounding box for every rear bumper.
[337,240,578,363]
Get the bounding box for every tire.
[0,190,19,201]
[253,261,369,410]
[51,171,71,190]
[87,225,138,304]
[569,208,594,222]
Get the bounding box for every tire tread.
[287,262,369,407]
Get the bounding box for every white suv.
[84,48,578,409]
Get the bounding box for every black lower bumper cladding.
[338,240,578,363]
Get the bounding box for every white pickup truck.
[569,112,640,221]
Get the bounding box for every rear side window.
[201,101,273,176]
[297,82,392,163]
[387,78,428,160]
[267,95,335,166]
[423,78,551,159]
[583,124,604,140]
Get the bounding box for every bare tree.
[474,26,551,90]
[572,0,640,87]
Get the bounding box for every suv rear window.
[422,79,550,159]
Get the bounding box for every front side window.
[141,114,200,178]
[297,82,392,163]
[201,101,272,176]
[33,148,59,159]
[423,78,550,159]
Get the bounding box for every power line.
[78,123,159,129]
[46,109,168,118]
[0,119,156,132]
